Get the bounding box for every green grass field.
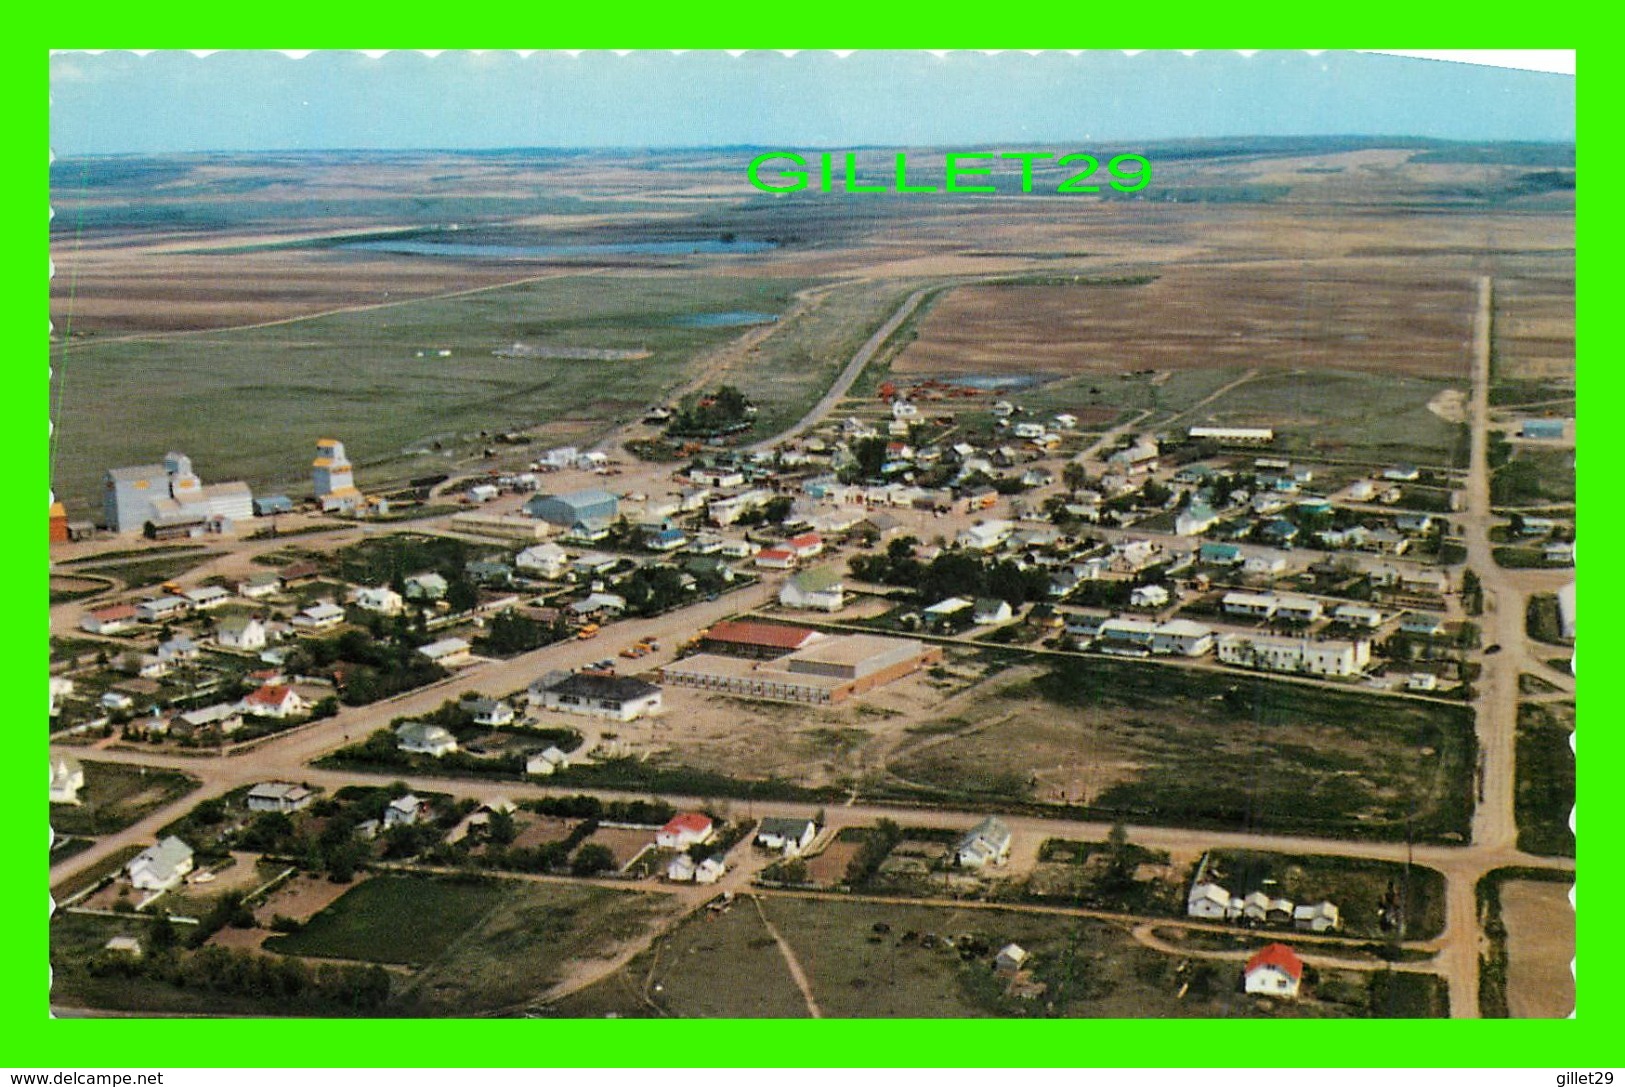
[264,874,510,965]
[1515,702,1576,857]
[1204,849,1448,940]
[51,272,814,516]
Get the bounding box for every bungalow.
[1332,603,1386,630]
[1021,467,1056,489]
[956,520,1015,552]
[1199,542,1243,567]
[956,816,1012,868]
[516,542,571,578]
[1251,493,1288,516]
[49,754,84,805]
[525,746,572,776]
[1293,901,1341,933]
[157,635,200,664]
[531,672,663,722]
[100,691,135,712]
[418,638,474,667]
[572,552,624,578]
[240,684,308,719]
[779,565,846,613]
[1401,614,1447,637]
[1407,673,1440,692]
[1222,591,1278,619]
[292,602,345,630]
[384,794,424,828]
[757,817,819,856]
[135,596,189,623]
[352,586,405,615]
[1394,514,1435,535]
[237,572,282,599]
[127,836,195,893]
[1260,520,1299,546]
[1054,413,1079,430]
[658,812,714,850]
[569,593,628,621]
[1273,596,1323,624]
[183,585,232,610]
[1345,480,1378,502]
[754,546,797,570]
[1130,584,1170,609]
[397,721,458,757]
[924,596,975,623]
[468,697,515,726]
[1243,943,1304,998]
[1187,881,1233,920]
[666,854,699,882]
[1244,554,1288,577]
[786,532,824,559]
[404,572,449,601]
[246,782,315,814]
[974,598,1014,625]
[1175,503,1220,537]
[216,615,267,651]
[176,702,243,736]
[647,527,689,552]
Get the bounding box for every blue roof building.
[525,489,619,527]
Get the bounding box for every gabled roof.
[244,683,295,706]
[1244,942,1304,980]
[704,620,820,651]
[662,812,713,835]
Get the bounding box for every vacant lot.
[1501,880,1575,1018]
[51,271,812,516]
[264,874,510,965]
[400,881,674,1014]
[49,761,199,838]
[894,271,1474,383]
[887,656,1476,843]
[1515,702,1576,857]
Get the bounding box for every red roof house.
[786,532,824,558]
[657,812,715,849]
[240,683,308,719]
[754,547,797,569]
[1243,943,1304,998]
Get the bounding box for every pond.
[669,311,780,328]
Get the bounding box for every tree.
[446,577,479,614]
[571,843,616,876]
[1062,462,1090,492]
[488,809,518,846]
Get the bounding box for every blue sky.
[49,50,1575,155]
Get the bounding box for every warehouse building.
[525,489,619,527]
[700,620,825,659]
[661,634,940,705]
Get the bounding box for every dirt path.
[750,894,823,1018]
[1128,921,1439,976]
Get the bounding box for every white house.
[530,672,662,722]
[779,565,845,612]
[49,754,85,805]
[384,794,424,828]
[469,698,515,726]
[955,816,1012,868]
[239,684,308,719]
[1187,881,1233,920]
[1243,943,1304,998]
[957,520,1015,552]
[1130,584,1170,609]
[515,542,571,579]
[292,602,346,630]
[127,836,195,892]
[397,721,459,756]
[418,638,474,667]
[658,812,715,850]
[525,745,571,776]
[1293,901,1341,933]
[183,586,232,610]
[352,586,405,616]
[246,782,315,814]
[215,615,268,651]
[756,817,818,856]
[405,572,449,600]
[80,604,139,635]
[973,598,1014,625]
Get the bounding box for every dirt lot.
[1502,880,1575,1018]
[803,841,863,887]
[583,826,657,870]
[255,872,373,925]
[510,815,580,850]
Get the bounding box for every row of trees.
[849,538,1052,607]
[84,940,391,1010]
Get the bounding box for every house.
[657,812,715,850]
[49,754,85,805]
[666,853,698,882]
[79,605,131,637]
[525,746,571,776]
[397,721,458,757]
[786,532,824,559]
[530,672,663,722]
[754,546,797,570]
[291,602,345,630]
[695,856,727,884]
[647,527,688,552]
[418,638,473,667]
[215,615,268,651]
[1243,943,1304,998]
[103,935,143,957]
[923,596,975,622]
[404,572,449,601]
[183,585,232,610]
[1260,520,1299,546]
[468,698,515,726]
[1187,881,1233,920]
[779,565,846,612]
[1273,596,1323,624]
[1222,591,1278,620]
[974,598,1014,625]
[176,702,243,736]
[100,691,135,712]
[134,596,189,623]
[516,542,571,579]
[1407,672,1440,692]
[240,684,308,719]
[1382,464,1420,482]
[1199,543,1243,567]
[237,572,282,599]
[1175,504,1220,537]
[756,817,818,856]
[1244,554,1288,576]
[1217,633,1371,677]
[1332,603,1386,630]
[1150,619,1214,657]
[127,836,195,892]
[1129,584,1170,610]
[994,944,1030,976]
[1394,514,1435,535]
[1401,614,1447,637]
[1544,541,1576,566]
[246,782,315,813]
[49,676,74,717]
[384,794,424,828]
[157,635,200,664]
[957,520,1015,552]
[955,816,1012,868]
[352,586,404,615]
[1293,901,1341,933]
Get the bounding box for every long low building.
[530,671,663,721]
[661,634,941,705]
[1093,617,1215,657]
[1216,633,1371,677]
[1188,426,1275,444]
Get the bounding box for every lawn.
[263,874,509,965]
[1526,593,1569,646]
[51,271,815,516]
[49,761,200,838]
[74,553,218,590]
[887,655,1477,843]
[1515,702,1576,857]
